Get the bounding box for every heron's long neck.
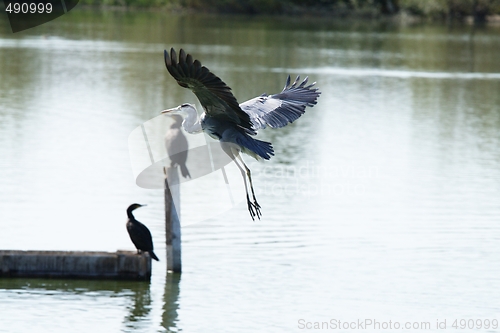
[183,110,203,134]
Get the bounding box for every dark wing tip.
[283,75,291,90]
[164,49,170,67]
[186,53,193,66]
[179,48,186,59]
[170,48,177,64]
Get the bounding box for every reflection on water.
[0,274,181,332]
[123,280,152,328]
[0,277,154,332]
[1,9,500,333]
[162,273,181,333]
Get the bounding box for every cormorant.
[126,203,159,261]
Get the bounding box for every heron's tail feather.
[180,164,191,178]
[237,135,275,160]
[149,251,159,261]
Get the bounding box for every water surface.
[1,11,500,333]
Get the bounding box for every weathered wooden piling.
[0,250,151,280]
[165,166,181,272]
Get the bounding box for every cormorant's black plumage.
[126,203,159,261]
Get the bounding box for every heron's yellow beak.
[161,106,180,114]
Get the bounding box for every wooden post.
[165,166,181,272]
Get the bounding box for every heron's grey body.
[162,48,321,219]
[200,112,274,161]
[126,204,159,261]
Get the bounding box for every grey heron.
[162,48,321,220]
[126,203,159,261]
[164,114,191,178]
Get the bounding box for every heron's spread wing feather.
[240,75,321,130]
[164,48,254,133]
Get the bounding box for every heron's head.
[161,103,202,134]
[161,103,197,117]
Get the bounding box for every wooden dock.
[0,250,151,281]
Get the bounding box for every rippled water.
[1,11,500,333]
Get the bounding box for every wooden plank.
[0,250,151,280]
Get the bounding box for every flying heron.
[126,203,159,261]
[162,48,321,220]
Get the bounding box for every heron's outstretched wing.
[164,48,254,133]
[240,76,321,130]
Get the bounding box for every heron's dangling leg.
[220,142,260,220]
[236,154,261,216]
[232,152,261,220]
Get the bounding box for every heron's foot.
[252,193,262,219]
[253,201,262,220]
[246,195,261,220]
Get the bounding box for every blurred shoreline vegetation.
[76,0,500,23]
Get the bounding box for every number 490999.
[5,2,53,14]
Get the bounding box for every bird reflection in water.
[124,281,152,327]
